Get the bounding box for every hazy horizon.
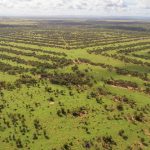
[0,15,150,21]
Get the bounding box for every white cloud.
[0,0,149,16]
[137,0,150,9]
[0,0,126,9]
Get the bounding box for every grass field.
[0,19,150,150]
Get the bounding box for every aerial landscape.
[0,0,150,150]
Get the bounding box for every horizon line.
[0,15,150,21]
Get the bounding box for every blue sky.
[0,0,150,17]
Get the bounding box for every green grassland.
[0,19,150,150]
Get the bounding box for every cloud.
[0,0,149,16]
[0,0,128,10]
[137,0,150,9]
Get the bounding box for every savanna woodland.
[0,19,150,150]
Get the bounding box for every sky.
[0,0,150,17]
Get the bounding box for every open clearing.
[0,19,150,150]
